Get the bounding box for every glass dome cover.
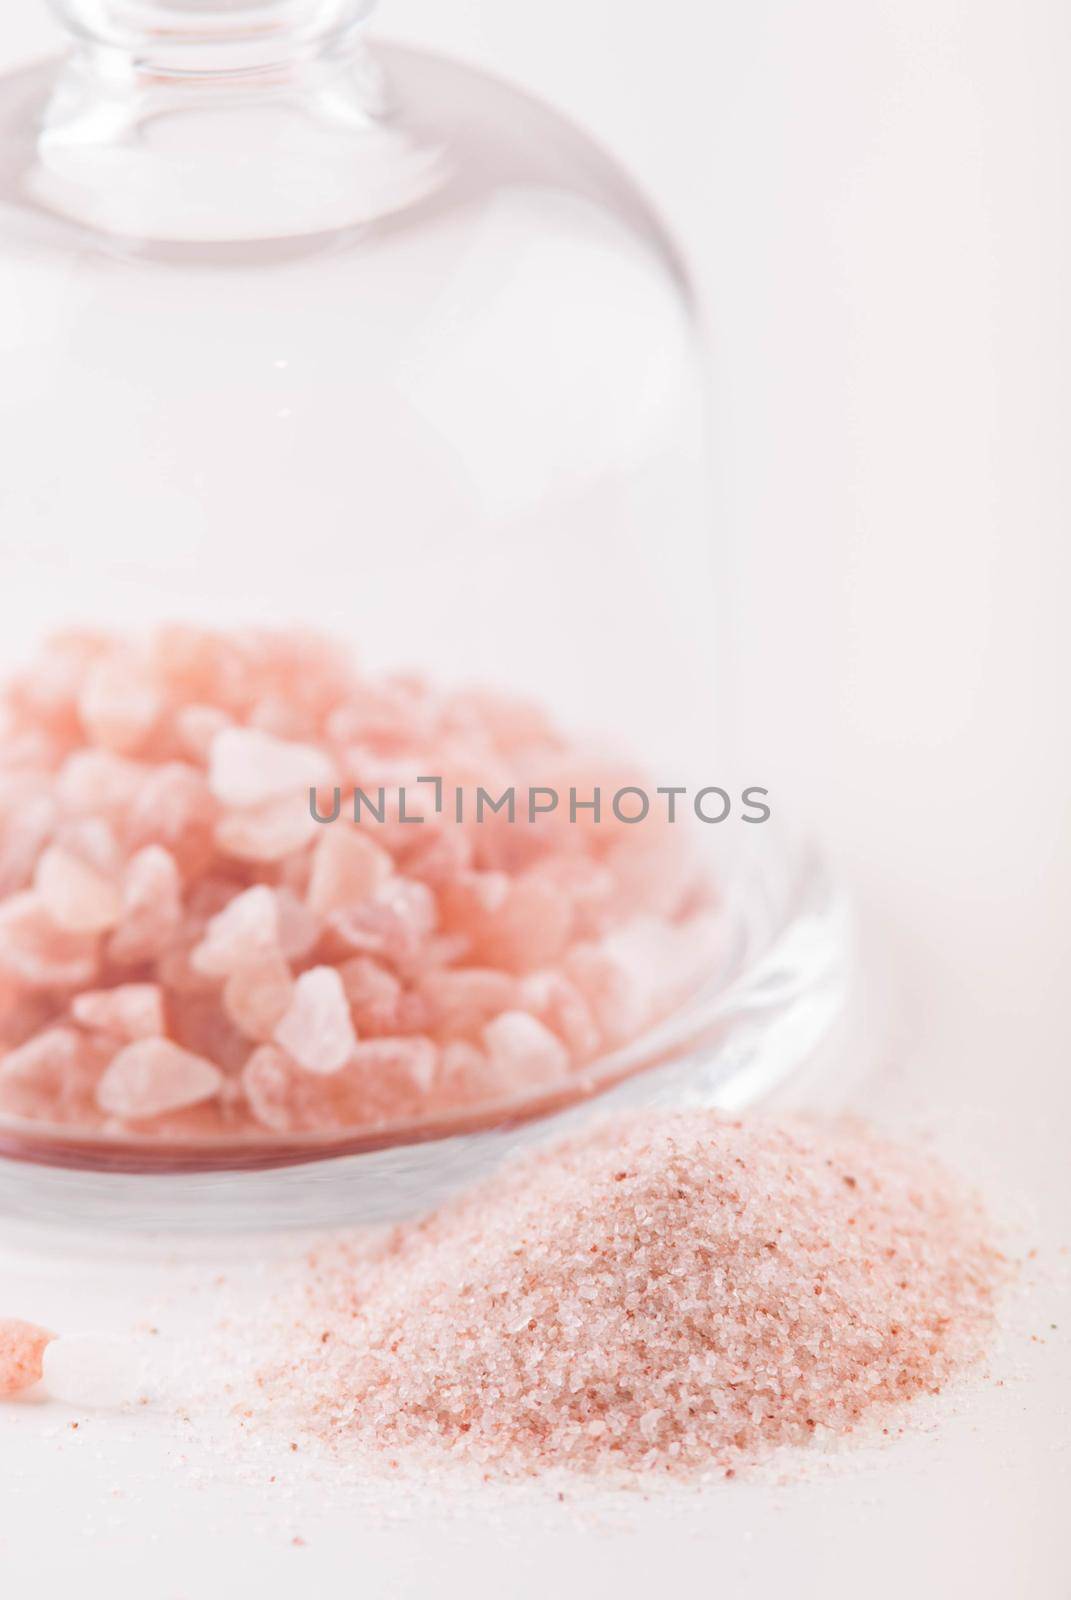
[0,0,845,1217]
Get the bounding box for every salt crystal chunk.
[0,1028,92,1118]
[215,794,318,862]
[488,877,574,973]
[274,888,322,963]
[519,972,600,1064]
[306,828,393,916]
[175,703,231,763]
[34,846,121,934]
[191,886,280,977]
[328,879,436,973]
[41,1334,140,1409]
[208,727,334,809]
[55,750,144,816]
[125,762,217,878]
[0,1318,55,1396]
[106,846,182,965]
[482,1011,569,1087]
[96,1038,222,1118]
[337,957,405,1036]
[79,655,161,754]
[224,957,293,1042]
[53,817,121,878]
[71,984,165,1041]
[273,966,357,1075]
[0,790,57,899]
[242,1035,439,1132]
[0,894,99,990]
[419,968,519,1039]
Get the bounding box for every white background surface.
[1,3,1069,1597]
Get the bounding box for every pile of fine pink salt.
[270,1111,1004,1478]
[0,628,718,1141]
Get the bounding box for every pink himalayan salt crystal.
[71,983,165,1041]
[175,703,231,763]
[168,993,250,1075]
[124,762,217,878]
[338,957,409,1037]
[447,873,574,974]
[208,726,334,809]
[274,887,322,963]
[34,845,121,934]
[418,967,518,1040]
[306,828,393,917]
[215,795,318,863]
[96,1037,222,1119]
[4,629,109,739]
[481,1010,570,1089]
[0,788,56,899]
[0,1027,110,1122]
[273,966,357,1075]
[564,916,712,1047]
[275,1111,1005,1478]
[0,1318,55,1396]
[328,878,437,975]
[0,894,99,990]
[53,817,122,879]
[55,749,143,818]
[223,956,294,1043]
[519,971,601,1064]
[243,1037,438,1133]
[78,654,161,754]
[106,845,182,965]
[191,886,280,978]
[0,979,53,1053]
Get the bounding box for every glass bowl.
[0,838,848,1228]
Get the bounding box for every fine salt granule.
[268,1111,1005,1478]
[0,629,720,1140]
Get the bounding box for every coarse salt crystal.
[34,846,121,934]
[71,983,165,1040]
[191,885,280,978]
[306,828,393,916]
[482,1010,570,1087]
[0,1318,55,1396]
[273,965,357,1075]
[79,656,160,754]
[0,894,99,990]
[208,727,334,809]
[96,1037,222,1119]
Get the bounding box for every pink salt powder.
[269,1111,1005,1478]
[0,628,718,1142]
[0,1317,55,1396]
